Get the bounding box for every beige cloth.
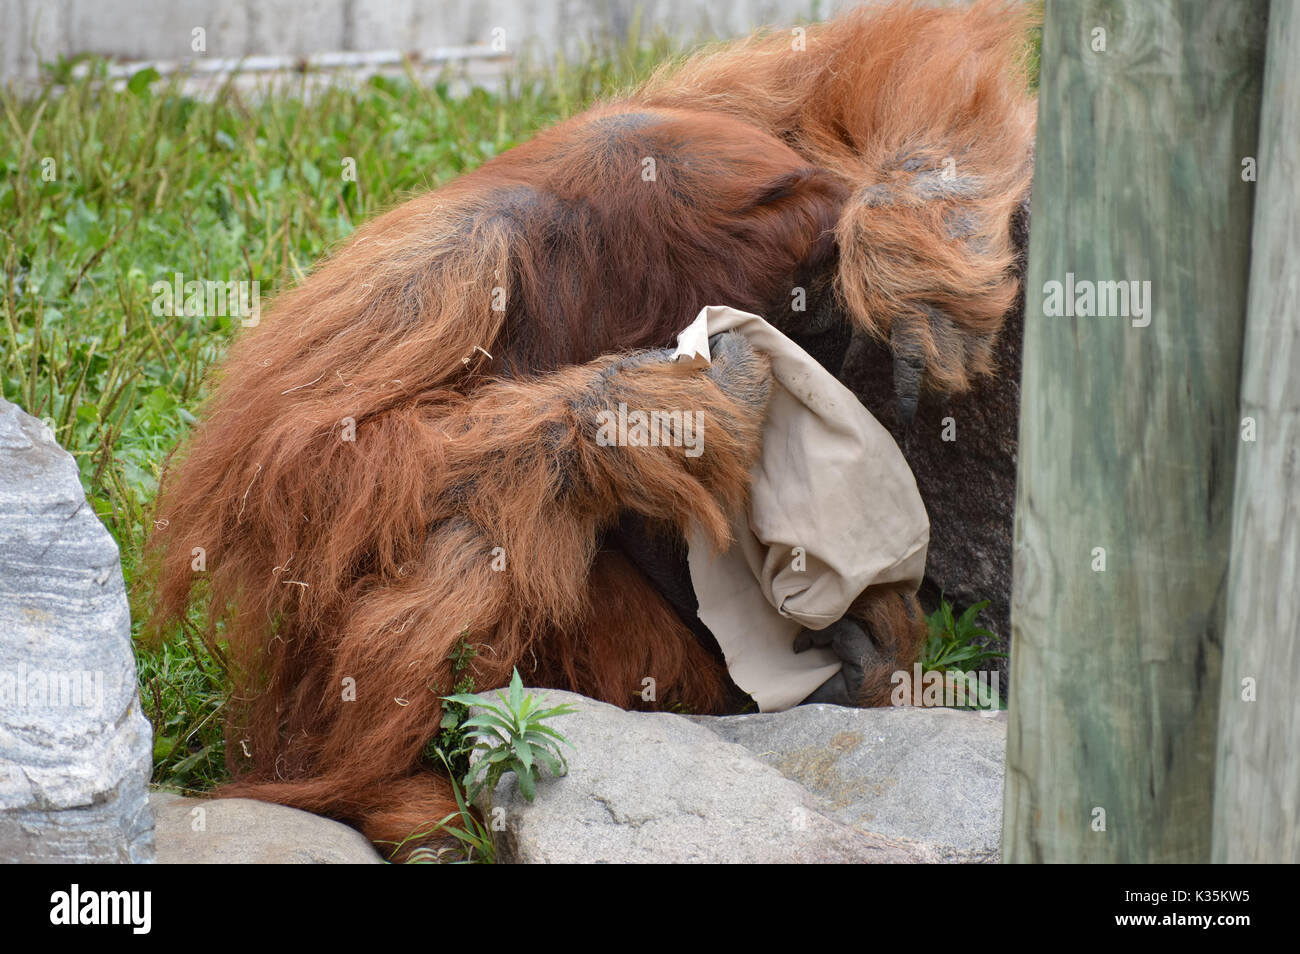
[673,305,930,711]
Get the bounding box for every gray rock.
[0,398,154,863]
[151,793,384,864]
[472,689,939,863]
[698,704,1006,862]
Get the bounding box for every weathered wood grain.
[1004,0,1267,863]
[1211,0,1300,864]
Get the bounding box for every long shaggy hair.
[146,1,1036,857]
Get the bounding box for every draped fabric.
[674,306,930,711]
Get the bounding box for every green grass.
[1,33,680,794]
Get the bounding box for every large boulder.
[473,689,1003,863]
[0,398,154,863]
[151,793,384,864]
[697,703,1006,862]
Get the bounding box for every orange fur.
[146,1,1034,858]
[637,0,1037,389]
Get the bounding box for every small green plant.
[922,599,1006,672]
[423,632,479,778]
[397,749,497,865]
[397,664,575,862]
[921,598,1007,710]
[394,633,490,862]
[445,668,576,803]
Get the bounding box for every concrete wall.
[1,0,850,82]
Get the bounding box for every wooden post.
[1003,2,1268,862]
[1212,1,1300,864]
